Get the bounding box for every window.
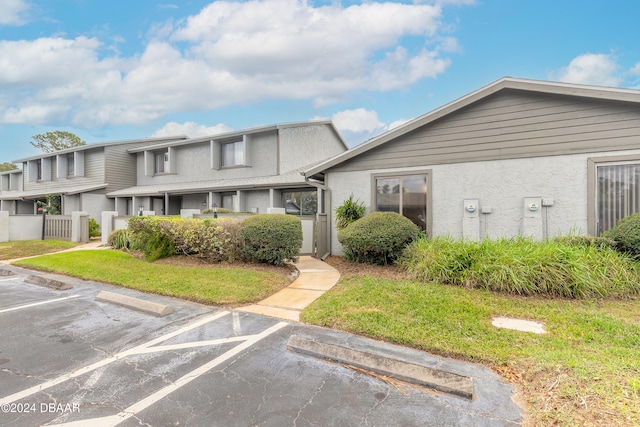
[154,150,169,174]
[222,140,245,167]
[67,153,75,176]
[282,190,317,216]
[374,173,428,230]
[596,161,640,234]
[36,159,42,180]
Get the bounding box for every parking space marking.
[0,294,81,314]
[0,310,231,406]
[49,321,289,427]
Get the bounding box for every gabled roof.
[303,77,640,177]
[12,135,189,163]
[127,120,348,153]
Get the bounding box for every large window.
[282,190,317,216]
[67,153,75,177]
[222,140,245,167]
[596,162,640,234]
[374,173,428,230]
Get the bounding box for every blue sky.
[1,0,639,162]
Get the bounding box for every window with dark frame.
[375,174,428,230]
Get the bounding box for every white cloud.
[153,121,234,138]
[0,0,30,25]
[332,108,384,134]
[0,0,462,128]
[631,63,640,75]
[553,53,622,87]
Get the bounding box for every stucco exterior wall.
[279,125,346,173]
[326,148,640,255]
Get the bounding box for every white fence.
[0,211,89,243]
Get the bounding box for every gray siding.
[330,90,640,172]
[22,148,105,193]
[105,140,169,190]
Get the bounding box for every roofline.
[302,77,640,177]
[127,120,348,153]
[12,135,189,163]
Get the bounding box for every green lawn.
[13,250,291,306]
[0,239,77,260]
[301,274,640,426]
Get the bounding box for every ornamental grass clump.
[338,211,421,265]
[401,237,640,298]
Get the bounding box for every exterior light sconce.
[211,202,218,219]
[138,205,144,216]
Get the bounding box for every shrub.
[165,218,241,262]
[88,217,101,238]
[108,229,132,250]
[338,212,420,265]
[604,213,640,260]
[401,237,640,298]
[335,195,366,230]
[238,214,302,265]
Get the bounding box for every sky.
[1,0,639,162]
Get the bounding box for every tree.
[0,162,17,172]
[30,131,86,153]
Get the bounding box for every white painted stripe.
[128,335,250,355]
[0,310,230,406]
[0,295,81,314]
[48,321,289,427]
[232,311,241,335]
[0,277,18,282]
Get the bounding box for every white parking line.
[47,321,289,427]
[0,310,231,406]
[0,294,81,314]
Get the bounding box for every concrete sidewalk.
[237,256,340,321]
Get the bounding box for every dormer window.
[67,153,75,176]
[155,150,169,174]
[221,140,245,167]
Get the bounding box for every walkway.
[237,256,341,321]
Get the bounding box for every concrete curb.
[287,335,474,399]
[96,291,173,317]
[25,274,73,290]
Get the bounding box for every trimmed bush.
[88,217,101,237]
[338,211,420,265]
[604,213,640,260]
[400,237,640,298]
[165,218,241,262]
[238,214,302,265]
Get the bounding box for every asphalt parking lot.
[0,264,522,426]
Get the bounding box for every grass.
[301,275,640,426]
[0,239,77,260]
[13,250,290,306]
